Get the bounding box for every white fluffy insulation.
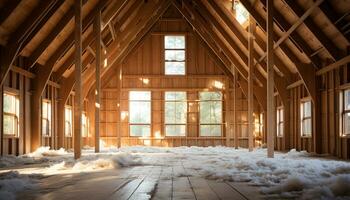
[1,146,350,199]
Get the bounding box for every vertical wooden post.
[267,0,275,158]
[94,10,101,153]
[248,15,256,152]
[225,78,230,147]
[118,64,122,148]
[233,68,238,149]
[74,0,82,159]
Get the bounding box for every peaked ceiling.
[0,0,349,109]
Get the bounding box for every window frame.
[276,107,284,138]
[300,98,312,138]
[128,91,151,137]
[42,99,52,137]
[199,91,223,137]
[339,89,350,137]
[164,91,187,137]
[164,35,186,75]
[3,92,19,137]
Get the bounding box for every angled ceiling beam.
[32,0,108,99]
[27,0,89,69]
[101,0,128,29]
[108,23,116,41]
[240,0,316,102]
[0,0,21,25]
[174,0,248,79]
[319,1,350,43]
[259,0,321,67]
[209,0,291,78]
[83,0,171,98]
[0,0,59,87]
[284,0,344,61]
[257,0,323,66]
[176,0,269,109]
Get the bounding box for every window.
[42,100,52,137]
[3,93,19,136]
[340,89,350,136]
[164,35,185,75]
[65,106,73,137]
[233,0,249,25]
[300,100,312,137]
[82,112,89,137]
[199,92,222,136]
[276,107,284,137]
[129,91,151,137]
[255,113,264,138]
[165,92,187,136]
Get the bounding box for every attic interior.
[0,0,350,199]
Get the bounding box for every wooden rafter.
[240,0,316,103]
[0,0,21,25]
[258,0,323,67]
[83,0,171,98]
[0,0,59,87]
[259,0,321,67]
[319,1,350,43]
[284,0,344,61]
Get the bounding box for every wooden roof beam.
[177,0,269,108]
[207,0,291,82]
[257,0,323,67]
[319,1,350,43]
[284,0,344,61]
[0,0,21,25]
[108,23,116,41]
[240,0,317,102]
[259,0,322,67]
[83,0,171,98]
[0,0,60,87]
[27,0,89,69]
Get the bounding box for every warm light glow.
[154,131,163,139]
[95,103,100,108]
[143,140,151,146]
[121,111,128,121]
[117,103,120,107]
[95,90,98,95]
[233,0,249,25]
[139,78,150,85]
[212,80,224,89]
[104,58,108,68]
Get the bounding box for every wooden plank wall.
[1,62,32,155]
[95,19,262,148]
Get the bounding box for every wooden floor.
[18,159,262,200]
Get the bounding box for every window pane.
[200,92,222,101]
[165,62,185,75]
[345,90,350,110]
[3,94,15,113]
[200,101,222,123]
[303,101,311,117]
[165,36,185,49]
[3,115,15,135]
[82,113,88,137]
[200,125,221,136]
[165,92,186,101]
[303,119,312,136]
[130,125,150,137]
[129,102,151,123]
[345,113,350,135]
[65,121,72,137]
[129,91,151,101]
[166,125,186,136]
[165,50,185,61]
[42,119,50,136]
